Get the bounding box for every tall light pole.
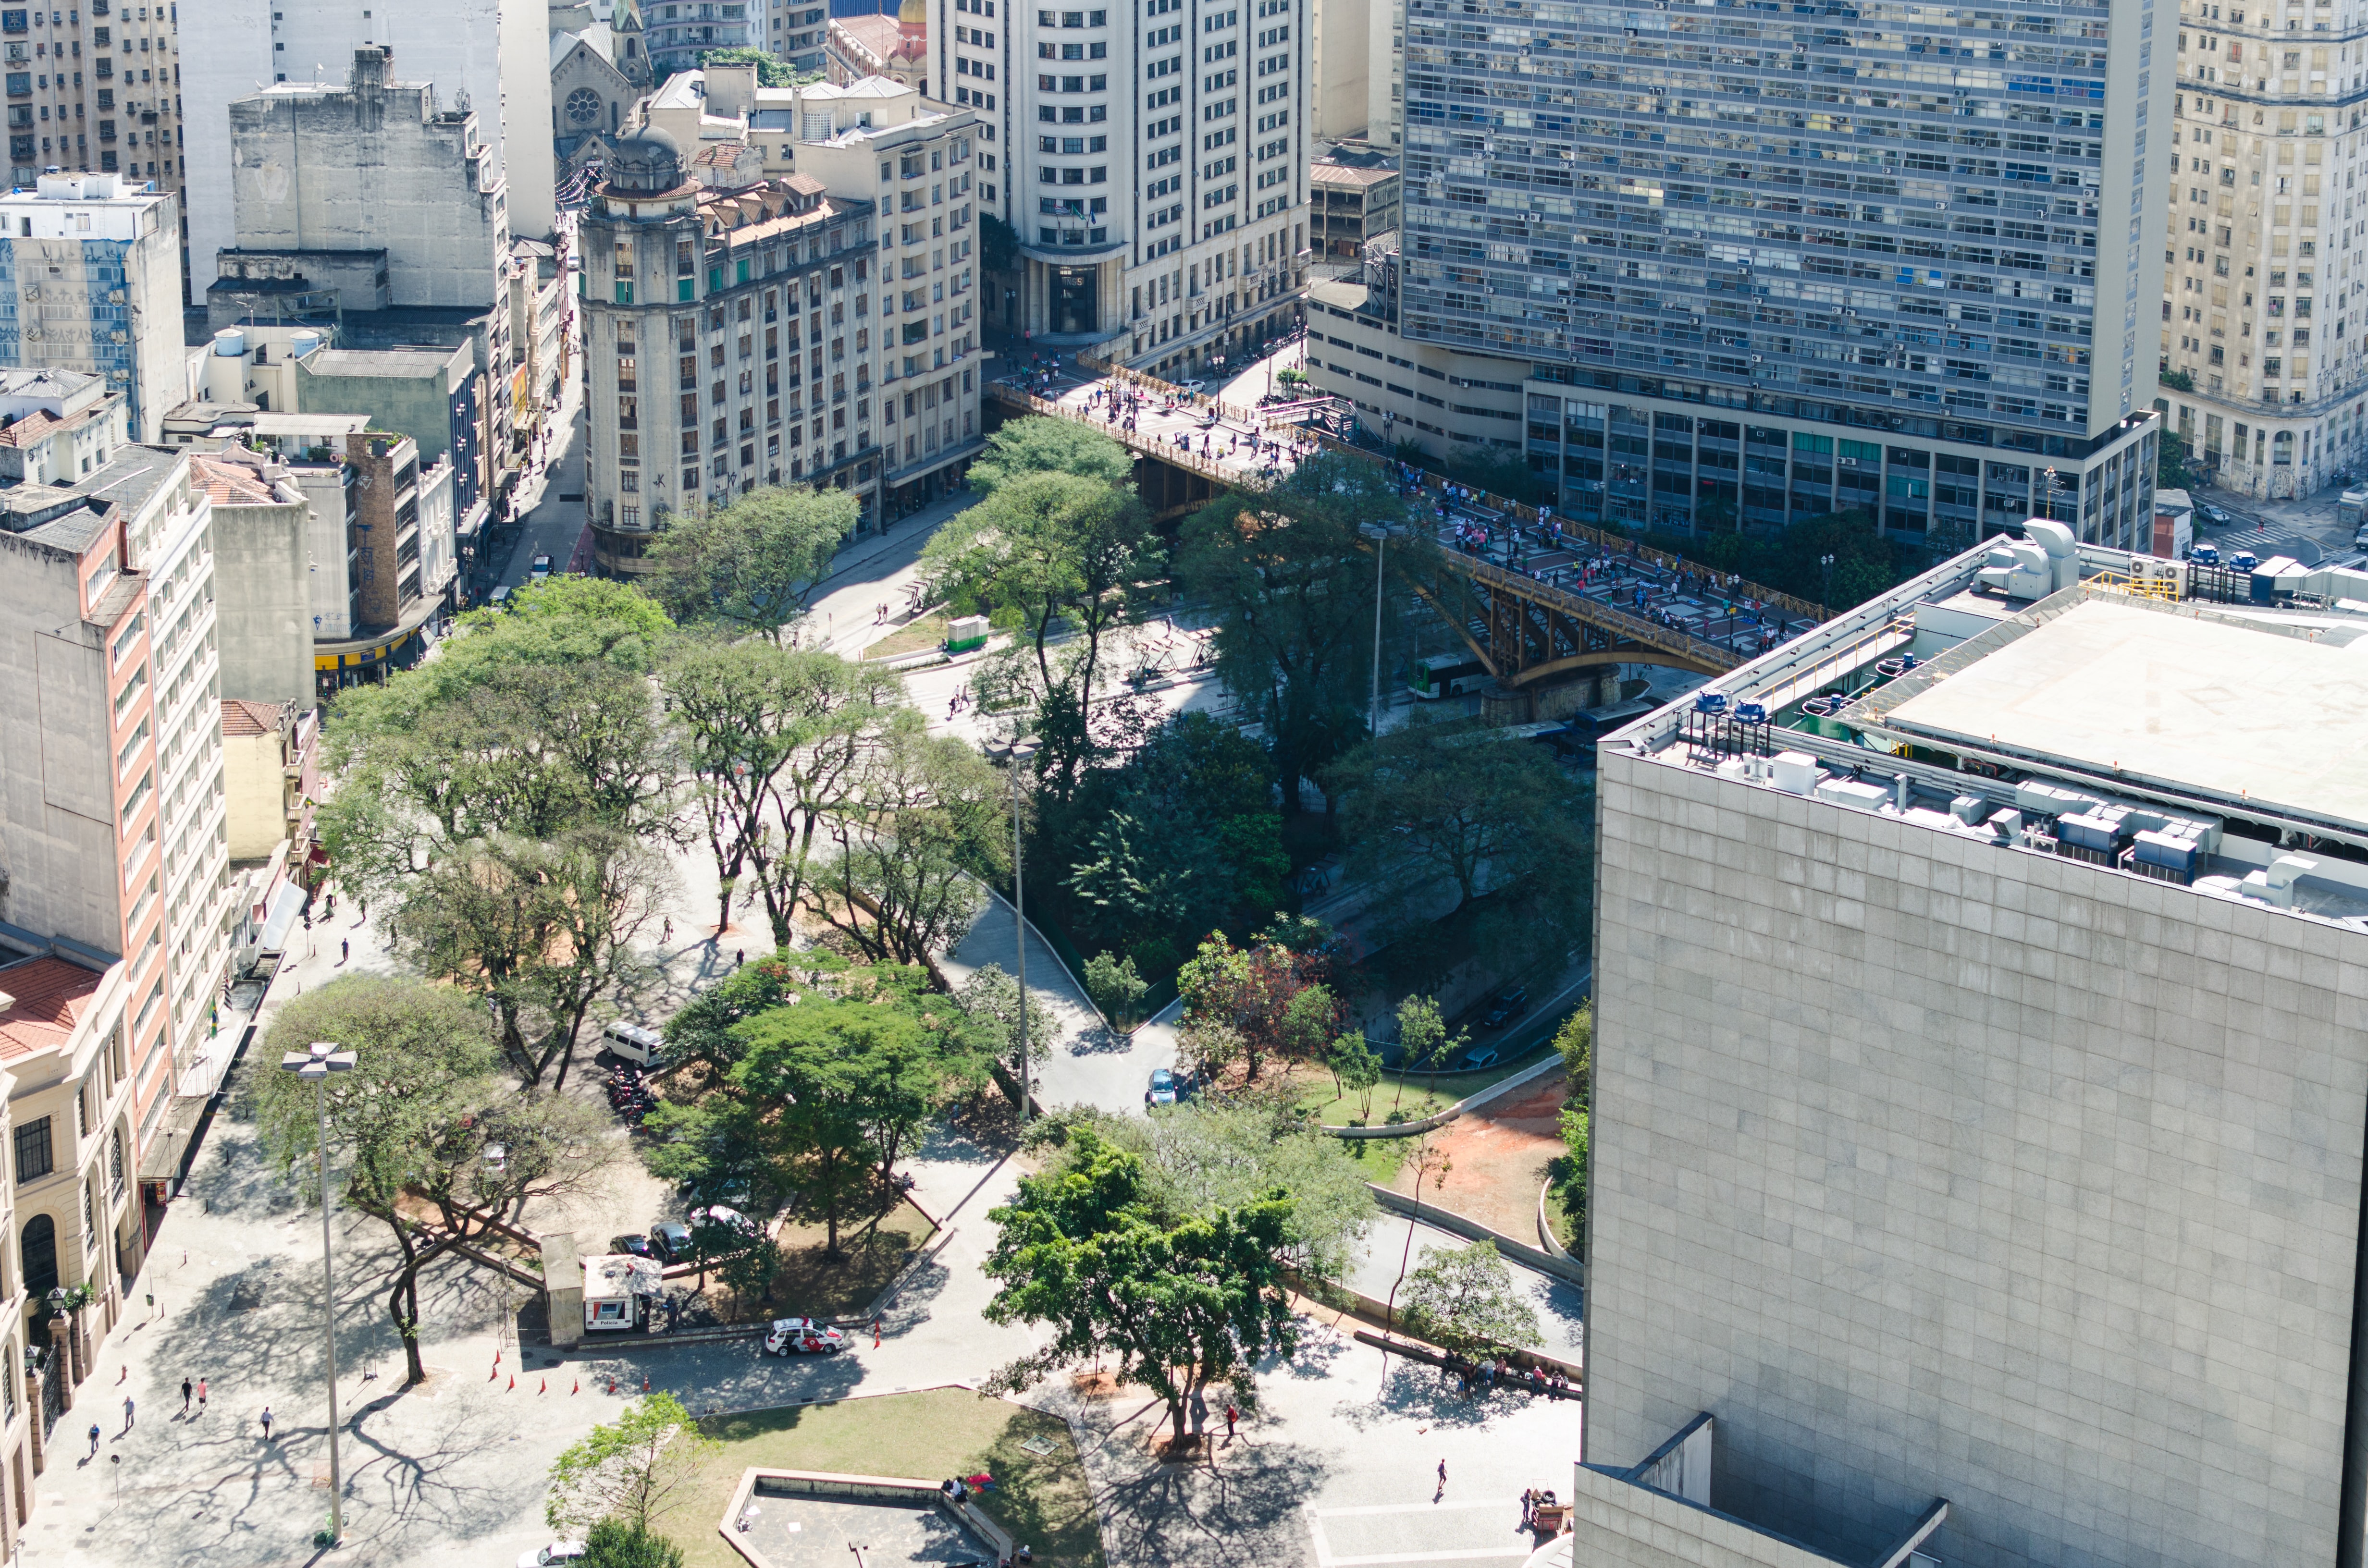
[280,1039,356,1545]
[1007,740,1040,1124]
[1358,523,1404,738]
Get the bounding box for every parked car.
[1480,986,1530,1029]
[1146,1067,1179,1107]
[647,1220,693,1263]
[764,1317,850,1356]
[517,1542,586,1568]
[609,1233,656,1260]
[1461,1046,1502,1071]
[530,552,554,581]
[1175,379,1208,393]
[690,1204,758,1235]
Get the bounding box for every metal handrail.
[1459,555,1740,672]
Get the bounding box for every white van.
[601,1020,665,1067]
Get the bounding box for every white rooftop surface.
[1882,597,2368,826]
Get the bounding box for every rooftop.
[0,956,104,1061]
[187,452,288,506]
[222,697,292,738]
[301,346,463,379]
[1618,525,2368,932]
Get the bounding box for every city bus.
[1407,653,1492,699]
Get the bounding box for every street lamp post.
[1819,552,1836,609]
[1358,524,1405,739]
[1007,740,1040,1125]
[279,1040,356,1545]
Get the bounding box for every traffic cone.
[572,1380,580,1395]
[508,1374,516,1391]
[540,1378,547,1394]
[490,1364,498,1381]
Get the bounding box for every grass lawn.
[1290,1049,1550,1128]
[863,612,950,660]
[661,1387,1105,1568]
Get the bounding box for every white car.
[517,1542,585,1568]
[764,1317,849,1356]
[1176,379,1208,393]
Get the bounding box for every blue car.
[1146,1067,1178,1106]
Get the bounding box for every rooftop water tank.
[211,328,246,358]
[287,329,323,360]
[1694,691,1729,716]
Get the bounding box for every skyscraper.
[1390,0,2170,549]
[2159,4,2368,499]
[940,0,1309,375]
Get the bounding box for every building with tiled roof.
[0,369,128,489]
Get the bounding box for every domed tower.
[600,126,686,200]
[896,0,929,71]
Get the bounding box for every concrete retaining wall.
[1367,1183,1585,1288]
[1327,1050,1565,1139]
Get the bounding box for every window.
[13,1115,49,1183]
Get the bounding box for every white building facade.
[937,0,1309,373]
[179,0,555,297]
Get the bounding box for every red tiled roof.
[0,409,61,448]
[188,453,280,506]
[0,957,104,1061]
[222,697,284,738]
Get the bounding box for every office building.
[191,451,310,708]
[0,172,183,443]
[935,0,1308,374]
[180,0,555,300]
[0,442,228,1201]
[2159,6,2368,498]
[1583,532,2368,1568]
[1365,0,2165,550]
[581,86,987,572]
[0,0,186,208]
[1306,0,1367,142]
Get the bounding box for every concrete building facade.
[0,443,226,1197]
[1353,0,2169,551]
[0,368,125,486]
[0,172,183,443]
[179,0,555,301]
[1585,538,2368,1568]
[0,0,186,209]
[190,451,311,709]
[2159,3,2368,499]
[935,0,1309,375]
[642,0,754,75]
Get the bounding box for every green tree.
[1177,453,1419,814]
[1397,1240,1543,1360]
[1391,995,1465,1110]
[1176,931,1336,1082]
[2158,427,2199,491]
[958,414,1137,495]
[980,211,1021,275]
[252,979,604,1384]
[697,44,808,85]
[981,1128,1299,1445]
[643,484,859,642]
[955,961,1069,1104]
[1083,951,1150,1027]
[661,640,907,944]
[581,1519,688,1568]
[817,717,1008,967]
[1329,1030,1382,1122]
[1552,1002,1592,1100]
[1326,712,1594,985]
[1278,983,1341,1065]
[546,1393,722,1536]
[1554,1104,1590,1251]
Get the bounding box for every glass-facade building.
[1391,0,2171,547]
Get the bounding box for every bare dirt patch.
[1388,1066,1571,1239]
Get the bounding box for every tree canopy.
[982,1127,1298,1443]
[643,484,859,642]
[1397,1240,1543,1360]
[960,415,1136,495]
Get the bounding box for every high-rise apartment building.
[0,1,186,207]
[0,172,184,443]
[938,0,1308,375]
[1372,0,2168,550]
[180,0,555,299]
[2159,0,2368,498]
[0,443,228,1187]
[1581,539,2368,1568]
[643,0,756,75]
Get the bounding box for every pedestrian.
[662,916,674,944]
[339,938,349,964]
[735,948,746,968]
[181,1377,193,1416]
[1521,1487,1536,1530]
[123,1394,135,1432]
[1436,1457,1448,1501]
[260,1407,273,1442]
[1224,1403,1238,1441]
[86,1421,100,1457]
[197,1377,208,1414]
